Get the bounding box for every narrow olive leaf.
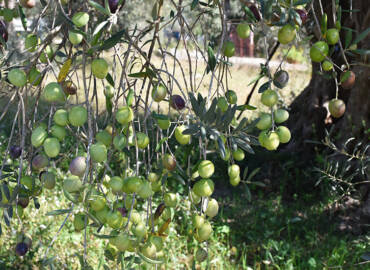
[3,212,10,226]
[258,81,271,93]
[93,21,109,37]
[18,5,27,31]
[197,92,204,104]
[126,89,135,106]
[250,181,266,187]
[34,197,40,209]
[206,45,216,74]
[243,6,257,23]
[353,27,370,45]
[161,173,168,186]
[217,136,226,159]
[261,0,273,20]
[247,167,261,182]
[245,184,252,202]
[203,98,218,123]
[321,13,327,35]
[152,112,168,120]
[171,172,186,185]
[200,126,207,140]
[56,51,67,58]
[138,252,164,264]
[189,92,201,116]
[93,233,116,239]
[340,70,351,83]
[198,97,207,118]
[2,183,10,201]
[151,2,158,21]
[290,9,301,26]
[350,49,370,55]
[235,138,255,154]
[99,29,125,51]
[104,0,112,15]
[230,137,237,151]
[106,73,115,86]
[233,118,248,133]
[191,0,199,10]
[63,190,79,203]
[182,125,199,135]
[7,205,13,219]
[146,67,156,78]
[46,209,72,216]
[106,99,113,116]
[243,167,249,181]
[360,253,370,261]
[57,59,72,83]
[248,73,264,86]
[0,173,12,180]
[237,104,257,111]
[89,1,110,16]
[223,105,237,130]
[345,29,352,48]
[155,137,168,152]
[0,223,2,236]
[128,71,147,78]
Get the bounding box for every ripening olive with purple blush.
[69,156,87,178]
[32,154,49,170]
[295,9,308,24]
[170,95,185,110]
[10,145,22,159]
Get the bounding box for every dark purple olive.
[32,154,49,170]
[106,0,119,13]
[273,70,289,89]
[295,9,308,25]
[248,5,261,21]
[0,20,8,43]
[10,145,22,159]
[170,95,185,110]
[18,196,30,208]
[15,242,28,256]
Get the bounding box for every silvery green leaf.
[235,138,255,154]
[189,93,200,116]
[217,136,226,159]
[233,118,248,133]
[203,98,218,123]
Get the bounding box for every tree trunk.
[287,0,370,231]
[288,0,369,150]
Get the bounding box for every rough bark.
[287,0,370,230]
[288,0,370,152]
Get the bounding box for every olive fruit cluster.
[256,73,291,151]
